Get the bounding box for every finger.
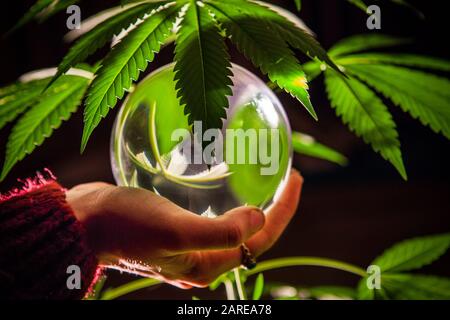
[248,169,303,256]
[189,170,303,277]
[172,206,266,252]
[94,187,265,256]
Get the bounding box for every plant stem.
[224,279,236,300]
[100,278,160,300]
[148,101,167,174]
[246,257,366,278]
[233,268,247,300]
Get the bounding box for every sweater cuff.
[0,177,99,299]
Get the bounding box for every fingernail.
[249,208,265,231]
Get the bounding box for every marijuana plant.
[1,0,448,182]
[1,0,449,301]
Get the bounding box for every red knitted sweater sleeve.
[0,178,99,300]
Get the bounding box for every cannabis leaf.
[293,0,301,11]
[252,274,265,300]
[173,0,232,131]
[357,233,450,300]
[205,0,316,119]
[329,34,410,57]
[2,1,437,182]
[81,3,181,152]
[0,75,90,180]
[382,274,450,300]
[357,277,388,300]
[372,233,450,273]
[39,0,81,21]
[9,0,80,33]
[346,0,368,11]
[49,1,173,88]
[305,34,450,179]
[336,53,450,71]
[325,70,406,179]
[8,0,53,33]
[4,0,337,178]
[0,79,49,130]
[346,64,450,139]
[224,0,340,73]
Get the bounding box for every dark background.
[1,0,449,299]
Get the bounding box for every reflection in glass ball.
[111,63,292,216]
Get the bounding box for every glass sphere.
[111,63,292,216]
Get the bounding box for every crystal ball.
[111,63,292,216]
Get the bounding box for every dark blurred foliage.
[0,0,448,299]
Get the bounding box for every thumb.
[177,206,265,252]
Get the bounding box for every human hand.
[67,170,303,288]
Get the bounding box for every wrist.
[67,184,116,263]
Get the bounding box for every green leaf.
[357,277,388,300]
[324,70,406,179]
[356,278,373,300]
[173,1,232,131]
[293,0,301,11]
[382,274,450,300]
[38,0,81,22]
[337,53,450,72]
[302,61,324,82]
[205,1,316,120]
[0,76,89,181]
[8,0,53,33]
[81,3,181,152]
[0,80,49,130]
[358,274,450,300]
[292,132,348,166]
[371,233,450,273]
[49,1,172,88]
[214,0,340,74]
[346,0,367,11]
[329,34,411,57]
[252,274,265,300]
[346,64,450,139]
[9,0,82,32]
